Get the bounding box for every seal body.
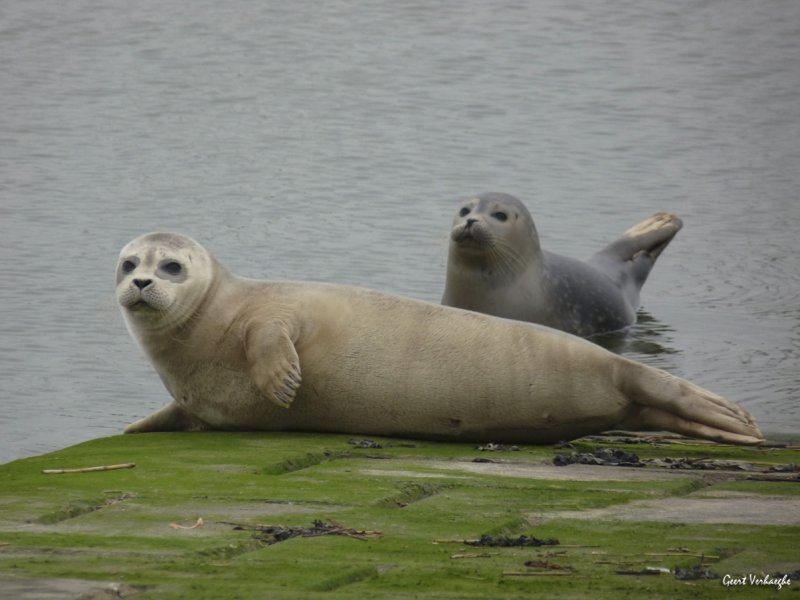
[442,193,683,337]
[117,232,761,445]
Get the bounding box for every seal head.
[116,232,216,334]
[448,192,541,270]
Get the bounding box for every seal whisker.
[489,238,528,276]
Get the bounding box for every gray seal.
[442,192,683,337]
[116,232,760,445]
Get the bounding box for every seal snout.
[452,218,480,243]
[117,276,163,312]
[451,218,491,248]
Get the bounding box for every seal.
[117,232,761,445]
[442,192,683,337]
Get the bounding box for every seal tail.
[591,212,683,292]
[615,361,764,445]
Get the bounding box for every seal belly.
[286,292,628,441]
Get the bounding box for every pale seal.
[442,192,683,337]
[117,232,761,445]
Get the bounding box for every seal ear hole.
[459,207,470,217]
[491,211,508,222]
[122,259,138,274]
[161,261,183,276]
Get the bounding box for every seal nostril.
[133,278,152,290]
[466,218,477,228]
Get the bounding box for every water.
[1,0,798,464]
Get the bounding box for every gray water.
[1,0,798,464]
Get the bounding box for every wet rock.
[524,559,572,571]
[646,457,758,471]
[348,438,382,449]
[616,567,668,576]
[768,463,798,473]
[465,534,559,548]
[225,519,382,544]
[475,443,520,452]
[553,447,643,467]
[674,564,719,580]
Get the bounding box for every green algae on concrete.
[0,432,798,599]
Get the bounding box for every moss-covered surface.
[0,432,798,598]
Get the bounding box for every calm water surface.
[1,0,798,463]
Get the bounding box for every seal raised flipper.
[598,212,683,263]
[588,212,682,308]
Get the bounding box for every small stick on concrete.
[503,571,574,577]
[170,518,204,530]
[42,463,136,475]
[645,552,719,559]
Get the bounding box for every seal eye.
[122,260,136,274]
[162,261,182,276]
[492,212,508,222]
[459,207,470,217]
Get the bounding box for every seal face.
[442,192,683,337]
[116,232,214,333]
[117,232,761,446]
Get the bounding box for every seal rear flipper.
[616,361,763,445]
[124,400,211,433]
[590,212,683,290]
[617,406,763,445]
[244,321,302,408]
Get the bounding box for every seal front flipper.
[124,400,211,433]
[244,321,302,408]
